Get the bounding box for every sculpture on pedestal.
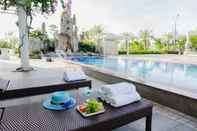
[57,0,79,53]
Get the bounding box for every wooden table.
[0,93,153,131]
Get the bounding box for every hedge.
[79,40,96,53]
[118,50,179,55]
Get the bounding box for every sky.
[0,0,197,38]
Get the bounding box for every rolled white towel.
[63,70,87,82]
[110,92,141,107]
[97,89,111,103]
[101,82,136,97]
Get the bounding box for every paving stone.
[128,112,180,131]
[169,124,197,131]
[187,121,197,129]
[113,125,136,131]
[128,118,146,131]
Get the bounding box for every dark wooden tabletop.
[0,96,153,131]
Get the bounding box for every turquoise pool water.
[67,56,197,94]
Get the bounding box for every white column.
[17,6,30,69]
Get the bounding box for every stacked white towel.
[98,82,141,107]
[63,70,87,82]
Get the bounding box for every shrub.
[29,50,42,59]
[79,40,96,53]
[118,51,127,55]
[164,50,179,54]
[118,50,179,55]
[0,39,12,49]
[129,50,164,55]
[190,36,197,49]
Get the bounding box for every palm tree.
[121,32,135,55]
[87,25,105,53]
[139,30,152,49]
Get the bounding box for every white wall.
[102,40,118,56]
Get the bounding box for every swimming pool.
[66,56,197,94]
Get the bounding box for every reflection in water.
[68,56,197,94]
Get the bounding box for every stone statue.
[57,0,79,52]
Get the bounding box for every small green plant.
[0,39,12,49]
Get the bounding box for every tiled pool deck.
[0,59,197,131]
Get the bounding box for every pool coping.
[110,55,197,66]
[65,60,197,100]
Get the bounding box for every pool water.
[66,56,197,94]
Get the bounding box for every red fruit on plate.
[79,104,86,113]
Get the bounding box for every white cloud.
[72,0,197,36]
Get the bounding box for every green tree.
[139,30,152,49]
[130,40,144,51]
[154,38,164,50]
[121,32,135,54]
[85,25,105,53]
[0,0,59,71]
